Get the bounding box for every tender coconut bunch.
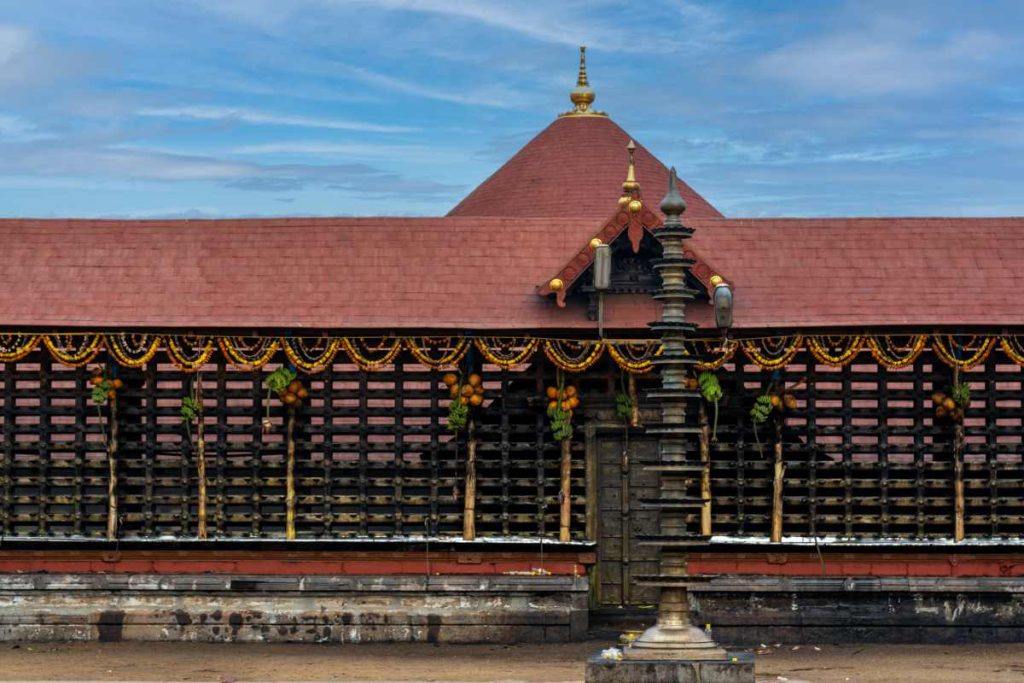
[89,366,123,404]
[545,384,580,418]
[277,379,310,407]
[443,372,485,407]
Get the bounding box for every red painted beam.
[690,552,1024,577]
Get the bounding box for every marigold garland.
[44,334,103,368]
[166,336,215,372]
[866,335,927,369]
[219,337,279,371]
[806,335,864,367]
[405,337,470,369]
[341,337,402,371]
[1000,337,1024,366]
[106,333,162,368]
[741,336,803,370]
[0,334,40,362]
[543,339,605,372]
[932,335,996,370]
[606,341,661,374]
[281,337,341,374]
[694,339,738,371]
[474,337,539,369]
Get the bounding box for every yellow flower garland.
[932,335,996,370]
[106,334,161,368]
[281,337,341,374]
[0,334,40,362]
[219,337,279,371]
[606,341,661,374]
[341,337,402,371]
[865,335,927,369]
[543,339,605,372]
[806,335,864,368]
[404,337,470,369]
[475,337,539,369]
[741,335,803,370]
[44,334,103,368]
[694,339,738,371]
[1000,337,1024,366]
[167,336,215,372]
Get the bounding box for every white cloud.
[137,105,418,133]
[0,114,50,143]
[755,27,1005,97]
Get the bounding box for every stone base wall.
[692,576,1024,645]
[0,574,589,643]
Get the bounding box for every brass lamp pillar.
[623,168,726,660]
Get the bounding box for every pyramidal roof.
[449,47,722,221]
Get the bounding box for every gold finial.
[589,238,603,250]
[549,277,564,292]
[622,140,639,193]
[709,275,724,287]
[559,46,607,118]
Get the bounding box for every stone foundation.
[0,574,589,643]
[585,652,754,683]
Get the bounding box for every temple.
[3,47,1024,647]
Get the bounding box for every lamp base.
[623,622,728,660]
[585,651,754,683]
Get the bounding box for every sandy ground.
[3,641,1024,682]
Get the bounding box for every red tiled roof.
[3,216,1023,332]
[687,217,1024,329]
[0,216,650,331]
[448,115,722,221]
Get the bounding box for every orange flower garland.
[606,341,661,374]
[342,337,402,371]
[741,336,803,370]
[281,337,341,374]
[806,335,864,367]
[167,336,215,372]
[866,335,927,370]
[219,337,279,371]
[694,339,738,371]
[1000,337,1024,366]
[474,337,539,369]
[932,335,996,370]
[405,337,470,369]
[44,334,103,368]
[106,333,162,368]
[543,339,605,372]
[0,334,39,362]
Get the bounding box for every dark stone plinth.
[585,652,753,683]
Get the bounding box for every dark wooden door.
[592,424,660,607]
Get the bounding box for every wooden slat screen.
[0,351,587,540]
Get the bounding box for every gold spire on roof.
[559,46,607,118]
[618,140,643,213]
[622,140,639,192]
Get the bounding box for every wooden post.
[953,368,965,542]
[196,376,207,540]
[285,405,296,540]
[770,419,784,543]
[627,373,640,428]
[463,420,477,541]
[106,395,118,541]
[698,402,712,536]
[559,437,572,542]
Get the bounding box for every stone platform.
[585,651,754,683]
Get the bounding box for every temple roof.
[4,216,1024,332]
[448,115,722,221]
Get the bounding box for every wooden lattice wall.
[705,348,1024,540]
[0,351,590,540]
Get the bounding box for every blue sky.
[0,0,1021,218]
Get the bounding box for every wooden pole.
[106,395,118,541]
[285,405,296,540]
[463,420,477,540]
[627,373,640,428]
[698,402,712,536]
[770,418,784,543]
[196,376,207,540]
[953,368,965,542]
[559,437,572,542]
